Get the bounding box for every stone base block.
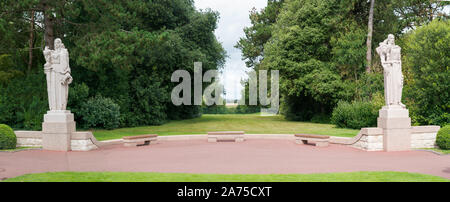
[44,110,74,122]
[383,128,411,151]
[377,117,411,129]
[378,106,409,118]
[42,132,71,151]
[42,122,76,134]
[378,106,412,152]
[42,111,76,151]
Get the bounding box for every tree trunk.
[365,0,375,73]
[43,1,55,50]
[27,10,35,73]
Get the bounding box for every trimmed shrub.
[79,96,120,130]
[0,124,16,149]
[436,125,450,150]
[331,95,383,129]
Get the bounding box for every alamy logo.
[171,62,279,115]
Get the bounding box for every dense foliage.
[80,96,121,130]
[262,0,369,121]
[402,20,449,127]
[237,0,449,127]
[331,93,384,129]
[0,124,16,149]
[436,125,450,150]
[0,0,225,129]
[0,0,448,130]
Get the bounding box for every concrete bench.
[123,134,158,147]
[208,131,244,142]
[295,134,330,147]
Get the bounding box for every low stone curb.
[0,147,42,153]
[413,149,449,156]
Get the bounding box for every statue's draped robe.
[384,46,403,106]
[46,48,71,110]
[377,43,403,107]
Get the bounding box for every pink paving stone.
[0,139,449,180]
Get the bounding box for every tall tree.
[366,0,375,73]
[27,10,35,72]
[235,0,284,69]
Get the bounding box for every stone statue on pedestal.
[376,34,405,108]
[41,38,75,151]
[43,38,73,111]
[376,34,411,152]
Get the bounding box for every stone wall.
[15,125,440,152]
[410,126,440,149]
[14,131,99,151]
[331,126,440,151]
[330,128,384,151]
[16,131,42,147]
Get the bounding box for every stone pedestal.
[42,110,75,151]
[377,106,411,151]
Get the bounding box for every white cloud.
[195,0,268,100]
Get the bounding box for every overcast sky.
[195,0,268,101]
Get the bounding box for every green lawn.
[93,114,359,141]
[3,171,448,182]
[421,148,450,155]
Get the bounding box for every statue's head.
[387,34,395,45]
[54,38,63,50]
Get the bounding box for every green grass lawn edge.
[92,114,360,141]
[419,148,450,155]
[3,171,449,182]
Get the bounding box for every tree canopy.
[237,0,449,125]
[0,0,226,129]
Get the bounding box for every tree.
[402,19,449,126]
[235,0,284,69]
[0,0,226,129]
[261,0,361,120]
[366,0,375,73]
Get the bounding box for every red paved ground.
[0,139,449,180]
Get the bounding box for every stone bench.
[123,134,158,147]
[295,134,330,147]
[208,131,244,142]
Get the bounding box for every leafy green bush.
[436,125,450,150]
[402,19,450,126]
[79,96,120,130]
[0,124,16,149]
[331,93,384,129]
[68,83,90,124]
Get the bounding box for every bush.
[68,83,90,123]
[0,124,16,149]
[79,96,120,130]
[331,93,384,129]
[436,125,450,150]
[402,19,450,126]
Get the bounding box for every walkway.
[0,139,449,179]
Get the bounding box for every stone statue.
[43,38,73,111]
[376,34,405,108]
